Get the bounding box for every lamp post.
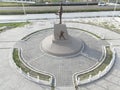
[113,0,118,17]
[22,0,26,15]
[21,0,28,22]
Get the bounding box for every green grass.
[78,46,113,80]
[13,48,51,81]
[0,22,29,33]
[0,7,120,15]
[47,0,82,2]
[0,10,25,15]
[0,2,30,7]
[0,9,58,15]
[0,22,29,28]
[0,0,84,7]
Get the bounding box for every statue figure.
[59,31,66,40]
[57,3,63,24]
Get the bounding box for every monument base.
[41,24,84,57]
[53,24,69,41]
[41,35,83,56]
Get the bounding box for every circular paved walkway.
[15,28,108,86]
[0,18,120,90]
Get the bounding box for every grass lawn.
[78,46,113,80]
[0,22,29,33]
[0,1,80,7]
[0,2,30,7]
[13,48,51,81]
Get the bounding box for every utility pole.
[113,0,118,17]
[22,0,26,15]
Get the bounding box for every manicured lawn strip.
[50,0,81,2]
[0,1,86,7]
[0,9,57,15]
[0,22,29,28]
[0,22,30,33]
[0,8,120,15]
[78,46,112,80]
[0,2,30,7]
[0,10,26,15]
[13,48,51,81]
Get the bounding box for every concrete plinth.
[41,24,83,56]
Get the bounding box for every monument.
[12,2,115,88]
[41,3,83,56]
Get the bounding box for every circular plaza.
[0,16,120,90]
[13,23,113,87]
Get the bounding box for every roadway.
[0,5,120,11]
[0,11,120,23]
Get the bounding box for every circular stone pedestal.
[41,35,83,56]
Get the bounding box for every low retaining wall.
[12,48,55,87]
[74,46,115,86]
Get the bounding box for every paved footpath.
[0,18,120,90]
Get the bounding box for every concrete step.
[55,86,75,90]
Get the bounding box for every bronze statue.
[57,3,63,24]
